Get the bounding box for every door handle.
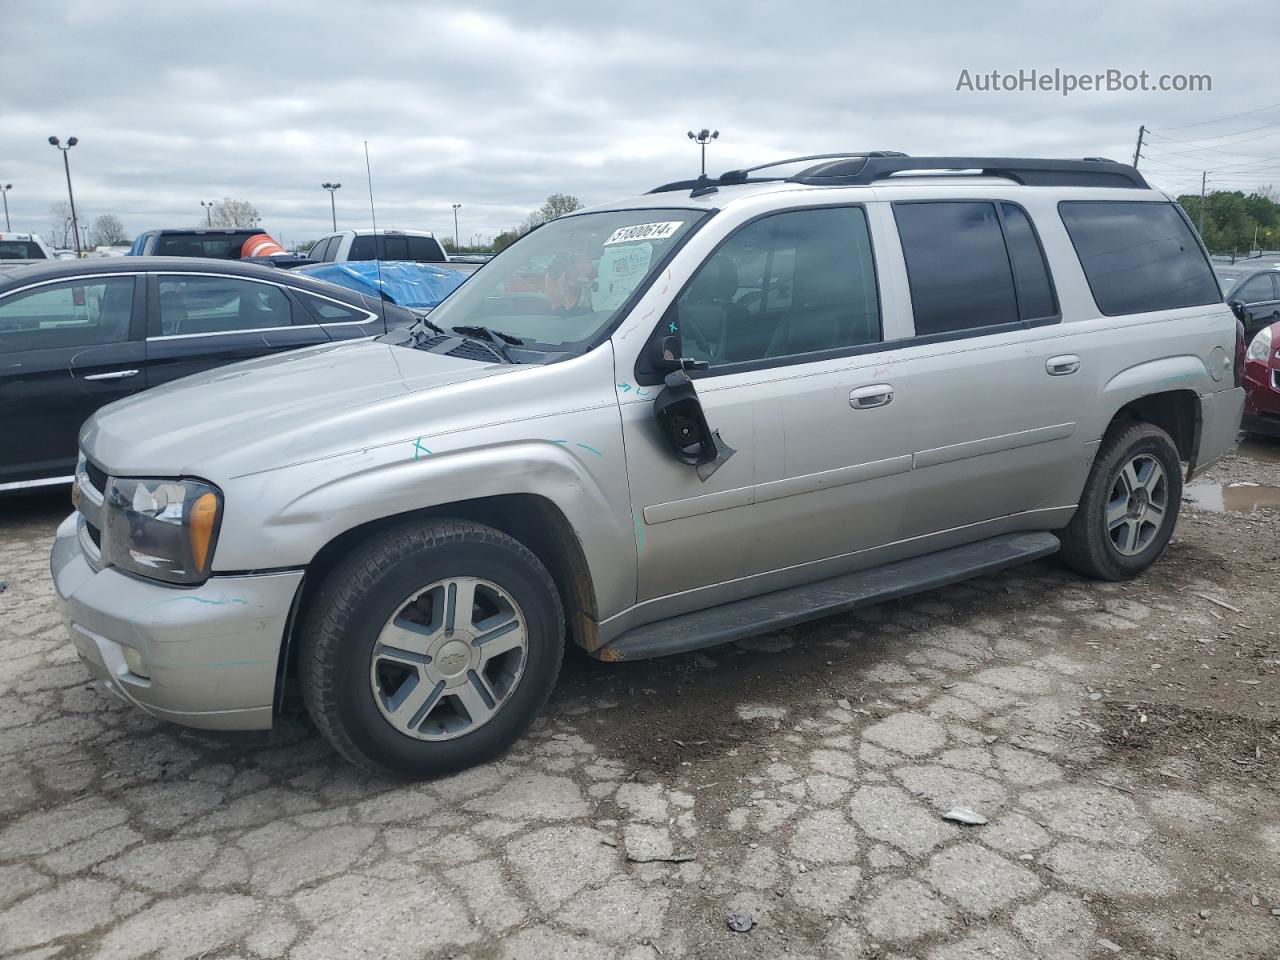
[81,369,139,381]
[1046,355,1080,376]
[849,383,894,409]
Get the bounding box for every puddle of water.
[1184,481,1280,514]
[1237,437,1280,465]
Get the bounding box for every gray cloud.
[3,0,1276,247]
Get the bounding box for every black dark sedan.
[0,257,415,491]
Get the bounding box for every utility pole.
[1199,170,1208,236]
[48,136,82,257]
[1132,125,1145,169]
[451,203,461,251]
[0,184,10,231]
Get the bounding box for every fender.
[213,438,637,621]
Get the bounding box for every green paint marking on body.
[576,443,604,457]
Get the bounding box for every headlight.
[1246,325,1273,363]
[101,477,223,585]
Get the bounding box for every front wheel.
[1059,421,1183,581]
[298,520,564,778]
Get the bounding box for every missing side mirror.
[652,368,736,480]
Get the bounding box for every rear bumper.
[1190,386,1245,480]
[51,513,303,730]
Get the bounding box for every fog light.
[123,646,150,679]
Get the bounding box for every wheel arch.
[1107,388,1200,463]
[274,493,600,714]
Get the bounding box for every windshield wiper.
[408,315,445,337]
[450,325,523,363]
[452,324,523,345]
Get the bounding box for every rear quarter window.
[1058,201,1220,316]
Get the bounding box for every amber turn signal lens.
[188,492,220,571]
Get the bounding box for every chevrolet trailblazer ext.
[53,154,1245,778]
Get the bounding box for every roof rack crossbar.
[789,156,1149,189]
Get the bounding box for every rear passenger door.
[144,272,331,386]
[889,200,1090,538]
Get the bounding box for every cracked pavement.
[1,446,1278,959]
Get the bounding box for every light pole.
[0,184,10,231]
[451,203,461,252]
[322,183,341,231]
[200,200,214,226]
[687,128,719,178]
[48,136,82,257]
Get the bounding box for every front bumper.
[51,513,303,731]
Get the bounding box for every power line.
[1146,127,1280,155]
[1147,119,1280,145]
[1157,101,1280,131]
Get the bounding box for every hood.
[82,339,513,478]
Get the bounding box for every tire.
[298,519,564,779]
[1059,421,1183,581]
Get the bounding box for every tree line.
[1176,186,1279,255]
[492,194,584,252]
[45,197,261,250]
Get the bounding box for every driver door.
[619,204,914,608]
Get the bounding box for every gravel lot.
[1,441,1278,959]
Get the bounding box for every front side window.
[895,201,1020,336]
[677,206,880,366]
[416,208,707,351]
[0,277,134,351]
[157,276,292,335]
[1059,201,1220,315]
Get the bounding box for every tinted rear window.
[406,236,447,262]
[1058,202,1220,315]
[153,233,257,259]
[0,241,45,259]
[894,201,1020,336]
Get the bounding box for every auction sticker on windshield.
[604,221,683,245]
[592,242,653,312]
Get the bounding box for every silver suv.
[53,154,1246,778]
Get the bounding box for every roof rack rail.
[647,151,909,195]
[788,156,1148,189]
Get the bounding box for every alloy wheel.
[369,576,528,741]
[1106,453,1168,556]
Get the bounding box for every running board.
[596,532,1060,661]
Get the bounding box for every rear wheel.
[299,520,564,778]
[1059,421,1182,580]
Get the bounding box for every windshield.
[1217,275,1239,295]
[421,208,707,351]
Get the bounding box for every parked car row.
[0,257,417,490]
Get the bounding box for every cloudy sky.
[5,0,1279,248]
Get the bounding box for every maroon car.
[1243,319,1280,437]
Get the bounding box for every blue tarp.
[299,260,469,308]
